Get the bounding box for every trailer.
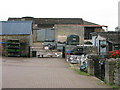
[31,46,62,58]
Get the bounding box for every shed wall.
[33,30,37,42]
[54,25,84,44]
[0,35,31,57]
[33,29,55,42]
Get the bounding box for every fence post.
[87,59,94,75]
[118,67,120,87]
[105,59,116,84]
[114,68,120,86]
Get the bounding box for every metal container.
[67,35,79,45]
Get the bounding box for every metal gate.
[37,29,54,41]
[94,57,105,81]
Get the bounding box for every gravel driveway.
[2,57,111,88]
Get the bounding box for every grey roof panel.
[83,20,99,25]
[8,18,84,25]
[91,32,120,44]
[1,21,32,35]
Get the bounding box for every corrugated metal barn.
[9,18,84,44]
[0,21,33,57]
[32,18,84,44]
[8,17,107,45]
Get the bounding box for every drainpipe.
[95,34,98,55]
[95,35,98,47]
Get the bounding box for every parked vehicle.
[57,41,66,51]
[43,39,56,50]
[70,47,84,55]
[84,41,93,45]
[67,35,79,45]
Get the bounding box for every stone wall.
[0,35,31,57]
[114,68,120,86]
[105,59,120,86]
[87,56,120,87]
[33,30,37,42]
[32,24,84,44]
[105,59,116,83]
[54,24,84,44]
[87,59,94,75]
[87,54,99,76]
[1,35,31,45]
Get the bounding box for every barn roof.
[8,18,84,24]
[83,20,99,25]
[8,17,107,28]
[0,21,32,35]
[91,32,120,44]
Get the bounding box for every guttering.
[55,24,107,27]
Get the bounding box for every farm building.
[0,21,33,57]
[91,31,120,55]
[8,17,107,45]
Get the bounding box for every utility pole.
[118,1,120,27]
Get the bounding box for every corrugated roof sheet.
[1,21,32,35]
[8,17,107,27]
[8,18,84,25]
[83,20,99,25]
[91,32,120,44]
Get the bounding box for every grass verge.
[73,68,90,76]
[109,82,120,90]
[67,62,90,76]
[104,78,120,90]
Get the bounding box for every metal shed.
[1,21,32,35]
[0,21,33,57]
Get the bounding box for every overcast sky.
[0,0,119,31]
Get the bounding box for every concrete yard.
[2,57,111,88]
